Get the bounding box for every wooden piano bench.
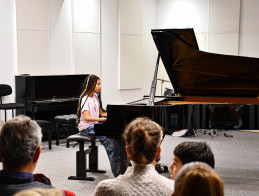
[54,114,77,147]
[66,133,106,181]
[36,120,52,150]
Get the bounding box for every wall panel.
[16,0,48,29]
[74,33,100,75]
[120,35,142,89]
[73,0,100,33]
[17,29,49,75]
[119,0,142,89]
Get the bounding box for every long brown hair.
[76,74,104,126]
[174,162,224,196]
[123,117,163,168]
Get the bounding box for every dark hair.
[123,117,163,166]
[76,74,104,126]
[174,141,215,168]
[174,162,224,196]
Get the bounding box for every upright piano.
[15,74,87,120]
[95,28,259,172]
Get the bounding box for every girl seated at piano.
[94,117,174,196]
[76,74,121,177]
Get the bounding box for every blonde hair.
[174,162,224,196]
[14,188,64,196]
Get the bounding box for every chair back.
[0,84,12,104]
[0,84,12,97]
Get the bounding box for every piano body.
[95,28,259,138]
[94,28,259,172]
[15,74,87,120]
[95,28,259,172]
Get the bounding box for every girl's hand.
[101,117,107,121]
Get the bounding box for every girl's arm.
[99,106,107,118]
[83,110,106,122]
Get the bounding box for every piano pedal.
[155,163,168,173]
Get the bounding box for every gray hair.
[0,115,42,169]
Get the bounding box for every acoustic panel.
[49,0,73,74]
[16,0,48,29]
[72,0,100,33]
[120,35,142,89]
[239,0,259,58]
[209,0,240,33]
[17,29,49,75]
[74,33,100,76]
[120,0,142,35]
[158,0,209,33]
[208,33,239,55]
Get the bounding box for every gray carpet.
[2,130,259,196]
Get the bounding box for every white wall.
[208,0,240,55]
[156,0,244,95]
[16,0,49,75]
[0,0,17,122]
[239,0,259,58]
[101,0,158,105]
[1,0,259,122]
[157,0,209,95]
[0,0,158,123]
[73,0,101,75]
[49,0,73,74]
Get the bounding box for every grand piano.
[15,74,87,120]
[95,28,259,172]
[96,28,259,136]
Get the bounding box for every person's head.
[0,115,42,171]
[123,117,163,169]
[170,141,215,180]
[14,188,65,196]
[76,74,103,126]
[174,162,224,196]
[81,74,101,96]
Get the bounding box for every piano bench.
[54,114,77,147]
[67,133,106,181]
[36,120,52,150]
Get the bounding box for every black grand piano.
[96,28,259,136]
[95,28,259,172]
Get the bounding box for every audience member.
[169,141,215,180]
[173,162,224,196]
[94,117,174,196]
[15,188,65,196]
[0,115,74,196]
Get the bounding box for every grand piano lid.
[151,28,259,98]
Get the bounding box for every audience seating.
[67,133,106,181]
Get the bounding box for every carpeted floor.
[1,130,259,196]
